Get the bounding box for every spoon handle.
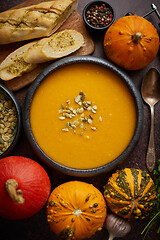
[146,105,156,172]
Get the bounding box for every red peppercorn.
[85,3,113,28]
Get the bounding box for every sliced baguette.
[24,29,84,63]
[0,29,84,80]
[0,0,78,45]
[0,43,37,81]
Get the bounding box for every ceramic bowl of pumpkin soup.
[23,56,143,177]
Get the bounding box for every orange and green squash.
[104,15,159,70]
[46,181,107,239]
[104,168,157,220]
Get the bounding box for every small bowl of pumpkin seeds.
[0,83,21,158]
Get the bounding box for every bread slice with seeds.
[24,29,84,63]
[0,42,37,80]
[0,29,84,80]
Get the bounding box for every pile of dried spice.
[58,91,102,138]
[85,3,114,28]
[0,93,18,155]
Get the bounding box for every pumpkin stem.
[73,208,82,217]
[131,32,142,44]
[108,233,115,240]
[5,179,25,204]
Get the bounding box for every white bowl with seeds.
[0,83,21,158]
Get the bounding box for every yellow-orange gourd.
[104,15,159,70]
[46,181,107,239]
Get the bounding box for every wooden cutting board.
[0,0,95,91]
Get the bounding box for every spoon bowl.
[142,68,160,106]
[141,68,160,172]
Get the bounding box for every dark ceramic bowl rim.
[0,83,21,158]
[82,0,115,31]
[23,56,143,177]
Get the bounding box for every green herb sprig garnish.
[142,159,160,239]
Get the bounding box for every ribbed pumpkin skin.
[104,15,159,70]
[46,181,107,240]
[104,168,157,220]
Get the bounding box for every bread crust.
[0,0,78,45]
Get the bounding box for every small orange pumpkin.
[104,15,159,70]
[46,181,107,240]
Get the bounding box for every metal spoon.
[141,68,160,172]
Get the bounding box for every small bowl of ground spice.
[82,1,115,32]
[0,83,21,158]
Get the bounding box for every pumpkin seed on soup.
[58,91,101,137]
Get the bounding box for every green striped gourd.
[104,168,157,220]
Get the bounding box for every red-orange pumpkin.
[46,181,107,240]
[0,156,51,219]
[104,15,159,70]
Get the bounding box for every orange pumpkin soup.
[30,63,137,169]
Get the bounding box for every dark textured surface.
[0,0,160,240]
